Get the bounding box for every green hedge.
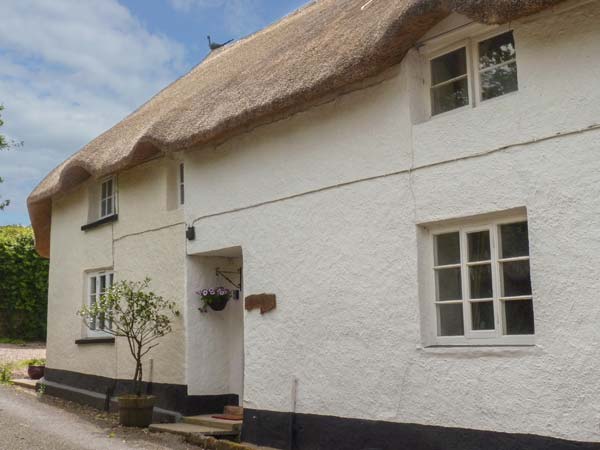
[0,226,49,341]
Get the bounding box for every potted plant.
[26,358,46,380]
[197,287,232,312]
[77,278,178,427]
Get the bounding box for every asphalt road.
[0,386,194,450]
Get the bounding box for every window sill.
[75,337,115,345]
[81,214,118,231]
[416,344,543,357]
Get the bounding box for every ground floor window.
[87,270,114,335]
[426,213,534,345]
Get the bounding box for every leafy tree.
[0,105,22,211]
[77,278,179,396]
[0,226,49,340]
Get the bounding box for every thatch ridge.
[28,0,566,257]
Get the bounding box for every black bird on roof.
[207,35,233,51]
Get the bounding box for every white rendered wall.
[185,254,244,399]
[184,2,600,442]
[47,157,186,385]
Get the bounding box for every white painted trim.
[85,270,114,338]
[421,25,517,119]
[424,212,534,346]
[99,176,118,219]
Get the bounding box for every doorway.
[186,247,244,405]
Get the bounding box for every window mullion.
[431,73,469,89]
[459,229,471,338]
[467,38,477,108]
[479,58,516,74]
[491,224,502,337]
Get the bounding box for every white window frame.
[179,163,185,206]
[425,213,534,346]
[99,176,117,219]
[424,26,517,119]
[86,270,114,337]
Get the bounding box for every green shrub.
[0,226,49,341]
[0,365,12,384]
[24,358,46,366]
[0,337,26,345]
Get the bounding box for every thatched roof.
[28,0,565,257]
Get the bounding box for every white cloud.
[0,0,187,225]
[169,0,225,11]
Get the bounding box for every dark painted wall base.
[44,368,238,419]
[242,409,600,450]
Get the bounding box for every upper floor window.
[87,270,114,336]
[430,31,518,116]
[179,163,185,206]
[425,214,534,345]
[100,177,117,218]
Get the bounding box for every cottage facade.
[29,1,600,448]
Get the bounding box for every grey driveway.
[0,386,195,450]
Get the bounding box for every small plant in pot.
[78,278,178,427]
[26,358,46,380]
[197,287,232,312]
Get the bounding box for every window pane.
[438,303,464,336]
[106,197,113,215]
[504,299,534,335]
[431,78,469,115]
[469,264,493,299]
[106,179,113,197]
[436,267,462,301]
[431,47,467,85]
[89,276,97,330]
[480,62,518,101]
[479,32,516,70]
[179,163,184,183]
[500,222,529,258]
[101,182,107,199]
[501,260,532,297]
[101,199,107,217]
[435,232,460,266]
[468,230,490,262]
[90,276,97,296]
[471,301,494,330]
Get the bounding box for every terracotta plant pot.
[27,365,45,380]
[208,296,229,311]
[118,395,156,427]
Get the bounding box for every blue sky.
[0,0,308,226]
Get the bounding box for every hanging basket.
[208,296,229,311]
[197,287,232,312]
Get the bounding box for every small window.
[87,271,114,336]
[430,47,469,115]
[431,217,534,344]
[478,31,518,101]
[100,177,116,218]
[429,30,518,116]
[179,163,185,205]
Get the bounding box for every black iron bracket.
[216,268,242,290]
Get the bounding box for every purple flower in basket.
[208,288,215,295]
[201,289,209,296]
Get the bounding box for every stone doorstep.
[184,414,243,431]
[224,405,244,416]
[12,379,38,391]
[185,434,279,450]
[149,422,239,438]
